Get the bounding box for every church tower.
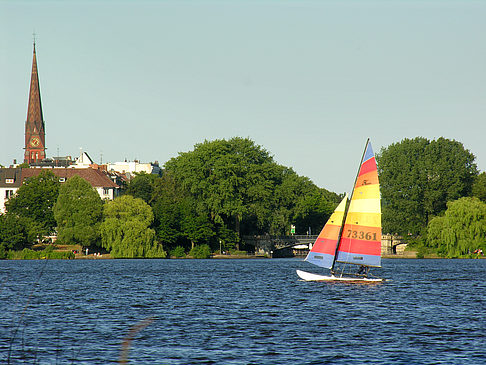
[24,41,46,164]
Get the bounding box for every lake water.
[1,258,485,364]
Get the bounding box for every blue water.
[0,258,485,364]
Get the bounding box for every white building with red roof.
[0,167,120,213]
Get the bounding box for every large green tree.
[5,170,60,237]
[53,175,104,248]
[100,195,166,258]
[427,197,486,257]
[164,138,277,236]
[162,137,339,250]
[377,137,477,236]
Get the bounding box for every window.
[103,188,110,195]
[5,190,14,199]
[59,177,66,182]
[5,179,14,184]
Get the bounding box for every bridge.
[242,235,317,257]
[242,234,407,257]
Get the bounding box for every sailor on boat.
[357,265,369,277]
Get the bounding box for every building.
[24,42,46,164]
[0,168,22,213]
[107,160,161,179]
[21,168,119,200]
[72,151,94,168]
[0,167,120,213]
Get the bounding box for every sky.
[1,0,485,194]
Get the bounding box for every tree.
[0,214,35,255]
[472,172,486,203]
[151,173,187,248]
[5,170,60,237]
[151,173,215,250]
[125,172,159,204]
[163,137,340,250]
[164,138,279,249]
[100,195,166,258]
[53,175,104,248]
[427,197,486,257]
[269,168,338,236]
[377,137,478,236]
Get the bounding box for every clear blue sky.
[1,0,485,194]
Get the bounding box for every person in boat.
[357,265,369,277]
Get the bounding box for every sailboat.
[296,139,383,282]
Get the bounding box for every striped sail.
[305,195,348,269]
[335,141,382,267]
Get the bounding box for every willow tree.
[53,175,103,248]
[427,197,486,257]
[100,195,165,258]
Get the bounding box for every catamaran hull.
[296,269,383,283]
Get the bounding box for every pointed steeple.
[27,42,44,123]
[24,40,46,163]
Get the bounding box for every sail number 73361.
[346,230,377,241]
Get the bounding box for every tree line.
[1,136,485,259]
[0,137,340,258]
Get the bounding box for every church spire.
[24,39,46,164]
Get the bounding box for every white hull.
[296,269,383,283]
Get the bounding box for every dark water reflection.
[1,258,485,364]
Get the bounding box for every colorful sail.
[336,141,382,267]
[305,195,348,269]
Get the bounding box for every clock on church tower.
[24,42,46,164]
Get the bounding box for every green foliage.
[216,225,239,251]
[53,175,104,247]
[378,137,478,236]
[161,137,340,247]
[100,195,166,258]
[5,170,60,236]
[472,172,486,203]
[125,173,159,203]
[6,247,74,260]
[427,197,486,257]
[270,169,338,235]
[189,244,212,259]
[164,138,278,235]
[0,214,37,251]
[182,213,216,247]
[169,246,186,258]
[151,173,188,248]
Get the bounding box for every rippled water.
[1,258,485,364]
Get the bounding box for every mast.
[330,138,370,272]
